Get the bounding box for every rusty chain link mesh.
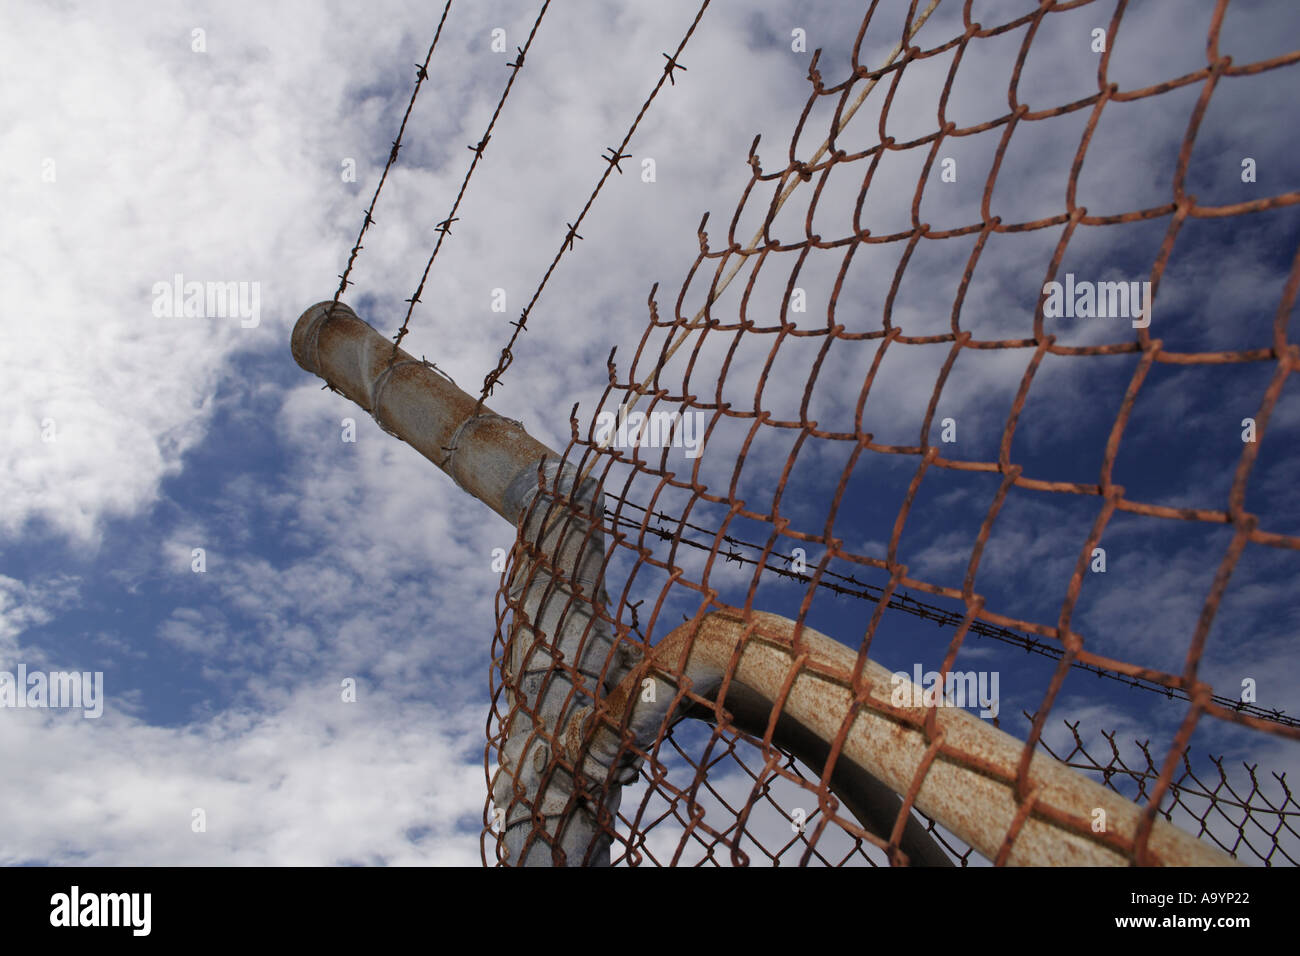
[482,0,1300,866]
[1040,718,1298,866]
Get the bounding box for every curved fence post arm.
[565,609,1238,867]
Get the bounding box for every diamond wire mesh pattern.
[483,0,1300,865]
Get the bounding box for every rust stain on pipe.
[292,301,557,522]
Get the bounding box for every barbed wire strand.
[473,0,715,412]
[328,0,455,325]
[602,493,1297,729]
[389,0,554,363]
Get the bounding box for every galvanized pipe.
[565,609,1238,866]
[291,301,554,521]
[292,301,635,866]
[494,460,644,865]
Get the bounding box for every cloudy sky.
[3,0,1297,866]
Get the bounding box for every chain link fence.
[482,0,1300,865]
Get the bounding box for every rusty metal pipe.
[565,609,1238,866]
[292,301,636,866]
[291,301,555,523]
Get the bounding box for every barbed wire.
[473,0,715,411]
[601,492,1300,729]
[329,1,455,317]
[388,0,554,364]
[289,0,1300,869]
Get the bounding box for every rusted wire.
[482,0,1300,866]
[388,0,554,364]
[601,493,1299,730]
[474,0,715,410]
[330,1,455,316]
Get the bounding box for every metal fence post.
[292,301,636,864]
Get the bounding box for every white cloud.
[0,687,484,866]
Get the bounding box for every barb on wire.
[602,493,1299,731]
[328,1,455,318]
[474,0,715,410]
[388,0,555,367]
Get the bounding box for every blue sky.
[2,0,1297,866]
